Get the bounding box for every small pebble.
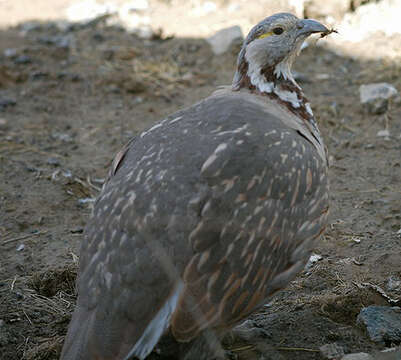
[14,55,32,64]
[16,244,25,252]
[47,157,61,166]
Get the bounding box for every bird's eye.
[273,27,284,35]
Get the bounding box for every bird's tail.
[60,305,94,360]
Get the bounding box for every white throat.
[245,58,302,108]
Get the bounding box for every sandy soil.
[0,1,400,359]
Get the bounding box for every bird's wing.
[169,93,329,342]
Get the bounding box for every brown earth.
[0,2,400,360]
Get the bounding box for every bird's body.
[61,13,331,360]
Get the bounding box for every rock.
[357,306,401,345]
[341,353,373,360]
[320,343,345,359]
[206,26,243,55]
[359,83,398,115]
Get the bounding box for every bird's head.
[232,13,329,92]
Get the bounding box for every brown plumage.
[61,13,331,360]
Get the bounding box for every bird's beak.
[297,19,329,37]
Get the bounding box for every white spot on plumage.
[201,153,218,173]
[124,282,184,360]
[201,143,228,173]
[216,124,248,136]
[305,102,314,116]
[135,169,144,183]
[104,271,112,290]
[264,130,277,137]
[140,122,164,138]
[215,143,228,153]
[280,154,288,164]
[127,190,136,205]
[274,88,300,108]
[169,116,182,124]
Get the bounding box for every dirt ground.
[0,1,400,359]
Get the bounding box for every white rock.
[360,83,398,104]
[16,244,25,252]
[341,353,373,360]
[360,83,398,114]
[207,26,243,55]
